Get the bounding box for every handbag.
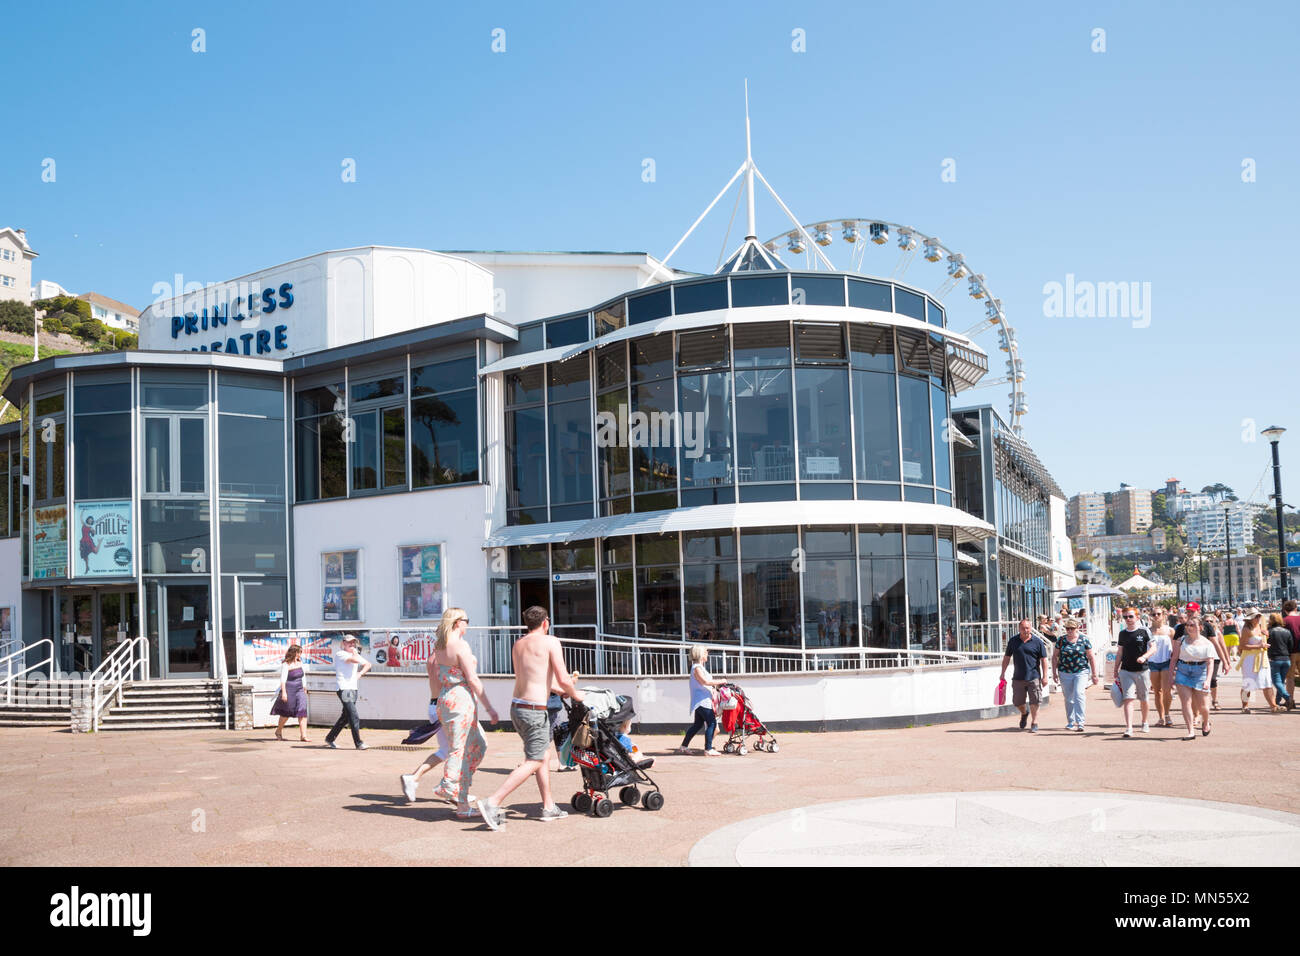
[1109,681,1125,707]
[994,679,1007,706]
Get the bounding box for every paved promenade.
[2,678,1296,867]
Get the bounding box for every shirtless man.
[478,606,583,830]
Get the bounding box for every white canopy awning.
[484,499,995,548]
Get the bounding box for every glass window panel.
[904,485,934,503]
[794,324,845,364]
[897,330,937,376]
[849,325,896,371]
[602,535,632,566]
[631,379,676,495]
[859,527,903,555]
[36,422,65,502]
[75,381,130,412]
[551,540,596,572]
[295,383,345,418]
[804,558,857,646]
[635,532,679,567]
[548,358,590,402]
[602,568,635,638]
[412,356,476,397]
[142,381,207,411]
[740,527,798,560]
[847,278,892,311]
[411,390,478,487]
[684,562,739,644]
[548,398,593,508]
[927,299,945,327]
[730,275,788,308]
[509,544,548,572]
[932,383,951,490]
[861,557,905,648]
[295,413,346,501]
[383,406,406,489]
[678,372,732,495]
[350,375,404,404]
[219,416,284,499]
[676,327,728,370]
[790,275,845,307]
[596,342,627,390]
[35,394,65,416]
[734,368,792,484]
[733,322,789,368]
[803,527,853,556]
[895,287,926,321]
[219,375,283,418]
[683,529,735,561]
[636,564,681,641]
[140,498,210,574]
[145,418,170,494]
[907,528,935,554]
[351,409,378,491]
[595,299,626,336]
[741,551,800,646]
[596,390,630,503]
[506,406,546,510]
[908,557,939,649]
[546,315,589,348]
[796,367,850,481]
[853,369,899,482]
[0,448,7,537]
[631,335,673,383]
[219,500,287,572]
[178,418,205,494]
[627,287,672,325]
[898,375,933,485]
[857,483,902,501]
[506,367,544,406]
[673,279,728,315]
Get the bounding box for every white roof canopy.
[484,500,995,548]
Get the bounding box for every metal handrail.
[89,637,148,732]
[213,624,229,730]
[1,639,55,706]
[240,626,999,679]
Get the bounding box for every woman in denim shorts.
[1170,618,1214,739]
[1146,615,1175,727]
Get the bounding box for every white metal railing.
[239,625,997,679]
[213,623,230,730]
[1,639,55,706]
[89,637,149,732]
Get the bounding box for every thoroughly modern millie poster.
[74,501,133,577]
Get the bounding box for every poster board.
[33,505,68,579]
[322,549,361,622]
[73,500,134,577]
[398,543,445,620]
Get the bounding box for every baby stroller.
[564,689,665,818]
[717,683,778,755]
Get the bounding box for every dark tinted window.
[677,327,729,370]
[849,325,895,371]
[295,384,345,417]
[412,356,476,396]
[794,324,845,363]
[791,275,844,307]
[546,315,589,348]
[847,279,891,311]
[733,322,789,368]
[673,279,728,315]
[351,376,404,403]
[894,287,926,321]
[730,275,788,308]
[628,287,672,325]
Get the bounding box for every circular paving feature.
[689,791,1300,867]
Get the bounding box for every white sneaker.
[705,749,721,756]
[1140,722,1150,733]
[477,798,505,831]
[539,804,568,822]
[400,774,417,803]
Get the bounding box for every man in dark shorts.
[999,619,1049,732]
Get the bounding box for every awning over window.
[484,499,995,548]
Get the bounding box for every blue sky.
[4,0,1298,506]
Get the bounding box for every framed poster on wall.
[33,505,68,580]
[73,501,133,577]
[398,544,445,620]
[322,549,361,622]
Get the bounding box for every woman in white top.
[1146,617,1175,727]
[1170,617,1215,739]
[676,645,727,756]
[1236,612,1274,713]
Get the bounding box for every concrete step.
[102,708,225,722]
[121,692,224,702]
[125,680,223,689]
[112,702,226,713]
[0,719,66,727]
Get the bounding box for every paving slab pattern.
[1,680,1296,866]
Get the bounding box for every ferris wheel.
[758,219,1026,434]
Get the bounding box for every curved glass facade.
[505,319,952,524]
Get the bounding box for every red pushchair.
[717,683,778,755]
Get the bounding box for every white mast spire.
[744,79,756,240]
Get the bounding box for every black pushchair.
[564,692,665,818]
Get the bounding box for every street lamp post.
[1198,544,1205,607]
[1224,504,1233,610]
[1262,426,1288,601]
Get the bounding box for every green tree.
[0,300,35,334]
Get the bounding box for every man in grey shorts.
[478,606,583,830]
